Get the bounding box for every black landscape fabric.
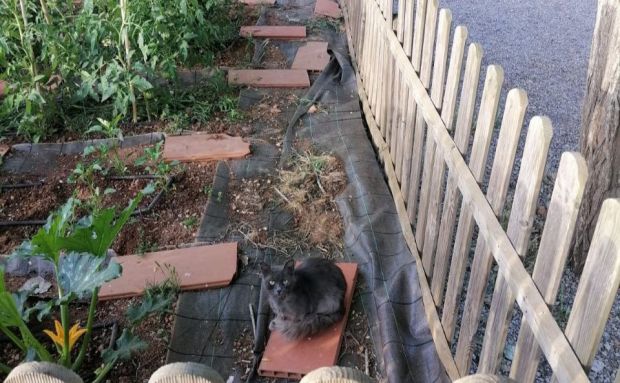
[167,17,448,383]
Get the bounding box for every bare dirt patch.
[0,148,215,255]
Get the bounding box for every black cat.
[260,258,347,340]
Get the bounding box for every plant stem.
[119,0,137,122]
[60,303,71,366]
[91,358,116,383]
[0,362,11,374]
[17,321,52,361]
[39,0,50,23]
[0,324,26,351]
[18,0,42,94]
[71,288,99,371]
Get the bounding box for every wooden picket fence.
[338,0,620,382]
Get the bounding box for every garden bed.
[0,146,215,255]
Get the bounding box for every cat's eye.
[269,280,275,286]
[282,280,289,286]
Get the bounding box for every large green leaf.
[57,252,121,299]
[102,329,147,363]
[131,75,153,92]
[11,198,77,263]
[23,300,54,322]
[0,268,23,328]
[59,191,146,258]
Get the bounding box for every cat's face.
[260,260,295,300]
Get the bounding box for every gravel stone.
[439,0,596,175]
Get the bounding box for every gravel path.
[439,0,596,174]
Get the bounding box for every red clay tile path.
[314,0,342,18]
[292,41,330,71]
[239,0,275,4]
[258,263,358,379]
[240,26,306,39]
[163,134,250,163]
[228,69,310,88]
[99,243,238,300]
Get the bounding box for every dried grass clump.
[278,151,347,247]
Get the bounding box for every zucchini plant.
[0,183,163,381]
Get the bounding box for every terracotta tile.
[0,80,5,98]
[258,263,358,379]
[228,69,310,88]
[100,243,238,300]
[240,26,306,40]
[314,0,342,19]
[239,0,275,5]
[0,144,9,158]
[292,41,330,72]
[162,134,250,163]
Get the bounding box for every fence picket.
[441,65,504,342]
[417,8,452,263]
[406,0,438,222]
[478,117,552,374]
[505,152,587,382]
[552,199,620,381]
[382,1,395,139]
[374,20,386,133]
[422,25,468,279]
[412,0,428,72]
[403,0,415,57]
[385,53,395,147]
[454,88,528,374]
[390,1,413,174]
[430,42,482,303]
[399,0,427,198]
[371,9,383,125]
[394,1,417,179]
[361,1,375,108]
[396,0,405,41]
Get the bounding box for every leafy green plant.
[134,141,180,186]
[2,184,154,380]
[68,146,111,212]
[218,95,242,121]
[0,0,243,141]
[125,276,177,325]
[181,216,198,230]
[86,116,127,175]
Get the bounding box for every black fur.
[260,258,346,340]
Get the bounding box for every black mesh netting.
[166,3,448,381]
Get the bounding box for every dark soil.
[216,38,254,69]
[113,162,216,255]
[79,298,176,383]
[0,147,215,255]
[258,43,289,69]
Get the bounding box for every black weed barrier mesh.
[166,5,448,381]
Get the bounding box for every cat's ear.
[259,262,271,276]
[283,259,295,274]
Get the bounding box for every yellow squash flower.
[44,320,87,350]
